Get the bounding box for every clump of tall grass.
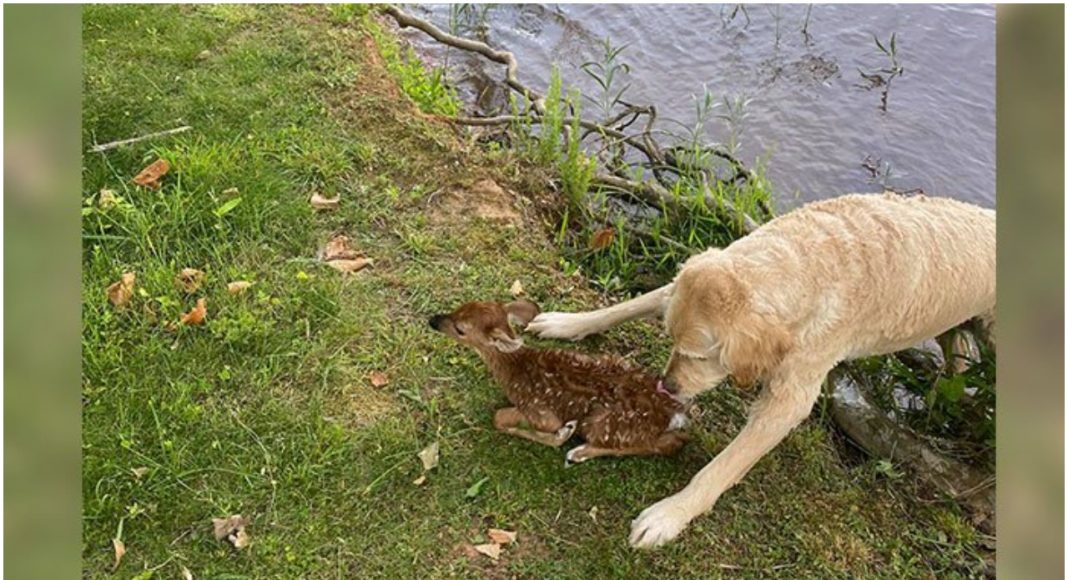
[367,19,460,116]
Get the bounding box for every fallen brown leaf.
[487,528,517,545]
[327,258,373,274]
[212,515,250,550]
[509,279,525,297]
[106,272,136,308]
[418,442,440,471]
[589,227,615,251]
[179,298,207,325]
[227,281,254,295]
[112,538,126,571]
[473,543,501,561]
[175,268,206,293]
[369,371,390,388]
[132,159,170,189]
[309,192,340,210]
[320,234,363,261]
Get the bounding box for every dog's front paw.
[629,495,694,549]
[525,312,596,341]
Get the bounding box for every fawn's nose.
[428,315,445,331]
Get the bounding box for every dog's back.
[710,193,995,357]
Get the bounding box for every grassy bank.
[82,5,987,577]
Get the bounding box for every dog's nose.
[428,315,445,331]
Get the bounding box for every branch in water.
[382,5,760,233]
[383,6,544,113]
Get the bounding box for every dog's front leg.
[629,365,826,549]
[526,283,674,341]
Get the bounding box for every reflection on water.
[401,4,995,209]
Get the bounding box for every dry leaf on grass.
[227,281,254,295]
[510,279,525,297]
[369,371,390,388]
[106,272,136,307]
[131,467,149,480]
[175,268,206,293]
[212,515,250,549]
[181,566,194,580]
[589,227,615,251]
[309,192,340,210]
[418,441,439,471]
[487,529,517,545]
[319,235,363,261]
[473,543,501,561]
[179,298,207,326]
[112,538,126,571]
[412,475,427,486]
[132,159,170,189]
[327,258,373,274]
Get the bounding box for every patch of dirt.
[431,178,523,225]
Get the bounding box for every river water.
[400,4,995,210]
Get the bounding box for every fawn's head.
[428,300,540,353]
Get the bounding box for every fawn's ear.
[504,300,540,328]
[488,327,524,353]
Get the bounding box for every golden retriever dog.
[525,193,996,549]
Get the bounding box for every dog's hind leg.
[526,283,674,341]
[629,361,829,549]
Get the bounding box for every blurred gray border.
[5,4,83,578]
[996,4,1064,579]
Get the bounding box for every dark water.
[400,4,995,209]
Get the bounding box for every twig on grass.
[89,125,192,153]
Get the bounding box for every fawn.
[429,300,688,465]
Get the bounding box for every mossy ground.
[82,6,988,578]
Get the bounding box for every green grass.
[82,5,989,578]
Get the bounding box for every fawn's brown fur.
[429,300,688,464]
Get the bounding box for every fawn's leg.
[493,407,577,448]
[565,432,687,465]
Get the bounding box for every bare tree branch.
[384,6,545,113]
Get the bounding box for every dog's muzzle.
[428,315,445,331]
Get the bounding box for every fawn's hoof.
[556,420,578,441]
[565,444,591,467]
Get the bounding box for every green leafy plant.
[580,37,632,122]
[858,33,905,111]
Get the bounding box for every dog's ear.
[504,300,540,328]
[718,312,792,387]
[488,327,524,353]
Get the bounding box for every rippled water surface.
[401,4,995,209]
